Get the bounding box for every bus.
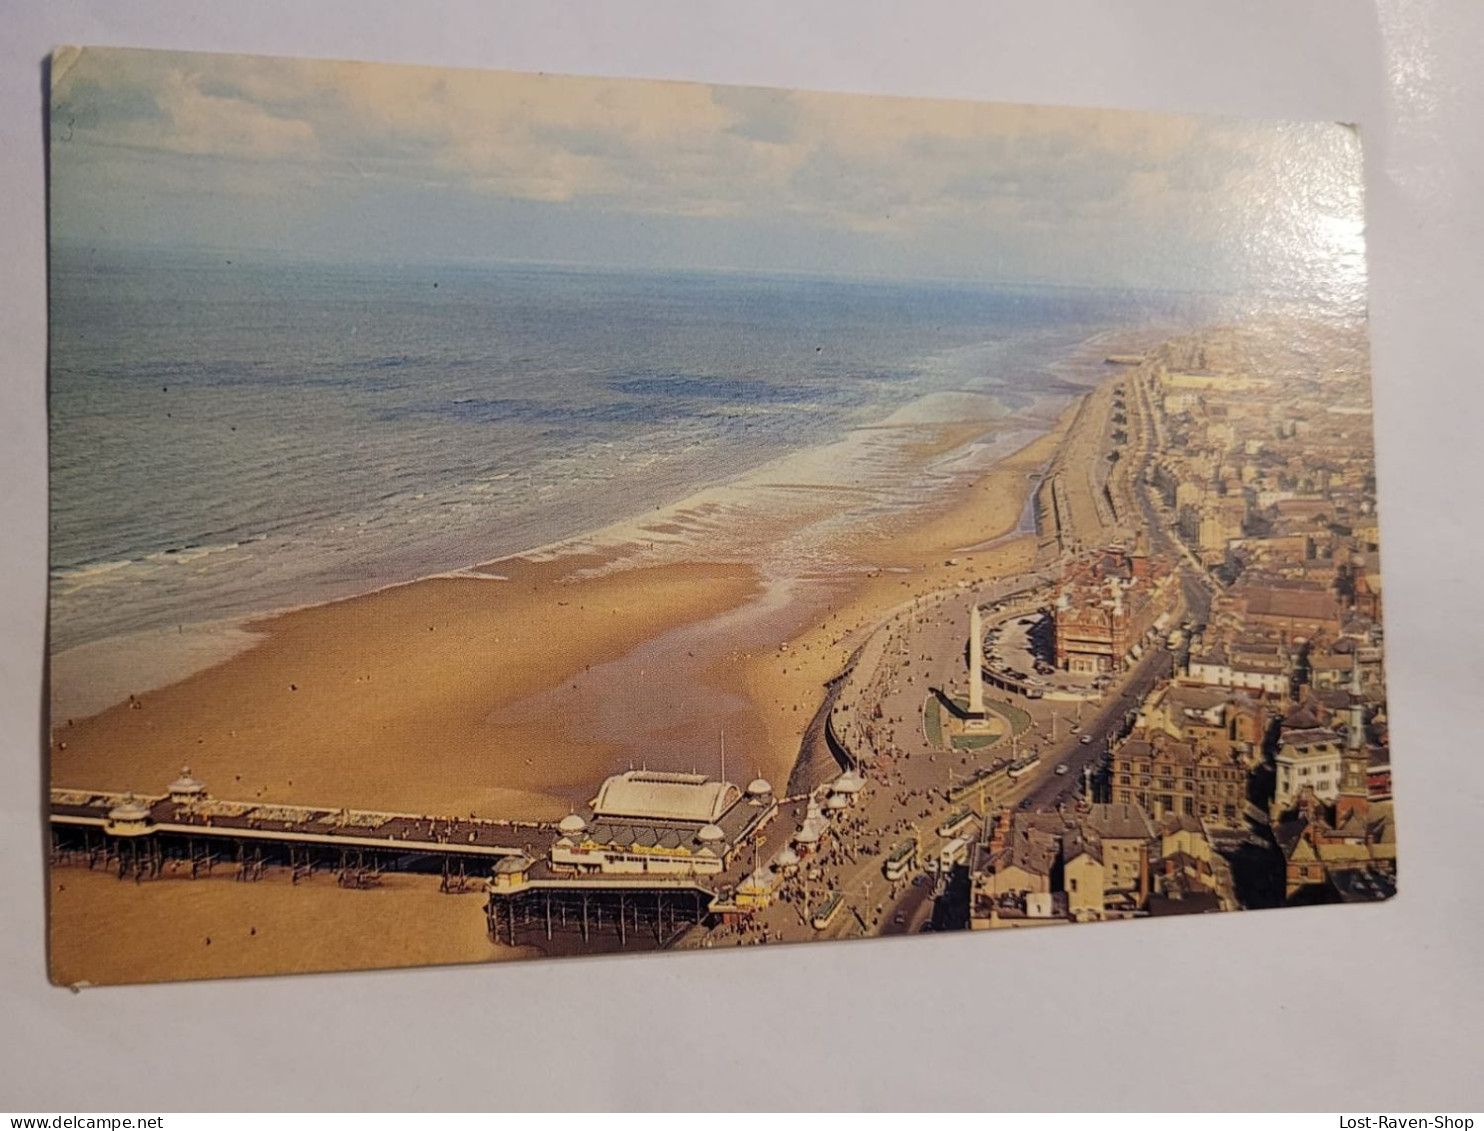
[811,892,844,930]
[883,838,918,882]
[937,836,971,873]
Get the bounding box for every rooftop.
[590,771,741,825]
[1085,803,1157,842]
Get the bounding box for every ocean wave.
[49,255,1178,650]
[53,540,252,593]
[142,541,242,565]
[51,558,134,585]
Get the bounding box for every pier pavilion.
[483,769,781,947]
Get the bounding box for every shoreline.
[46,407,1078,822]
[48,320,1148,722]
[44,329,1141,988]
[48,396,1065,725]
[50,555,766,821]
[48,329,1135,830]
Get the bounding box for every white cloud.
[49,47,1366,300]
[152,69,318,159]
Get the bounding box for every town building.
[1276,788,1396,902]
[1052,545,1177,674]
[969,803,1175,928]
[1109,730,1247,826]
[1273,725,1344,816]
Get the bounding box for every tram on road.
[937,807,974,839]
[883,838,918,882]
[811,891,844,930]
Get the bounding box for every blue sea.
[49,244,1196,653]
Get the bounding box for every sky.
[49,46,1367,302]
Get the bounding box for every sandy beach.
[48,868,532,986]
[50,400,1074,821]
[51,558,761,820]
[730,411,1072,788]
[48,368,1092,985]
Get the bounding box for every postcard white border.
[3,0,1480,1113]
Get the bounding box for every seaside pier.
[48,766,801,951]
[49,769,542,890]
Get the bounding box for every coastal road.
[853,360,1220,918]
[1006,401,1212,816]
[1016,645,1175,812]
[798,571,1182,939]
[706,360,1206,945]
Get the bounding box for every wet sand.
[730,410,1073,786]
[478,411,1072,799]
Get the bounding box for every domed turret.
[557,813,588,837]
[697,823,725,844]
[167,766,206,804]
[746,777,773,799]
[105,793,152,837]
[832,771,866,794]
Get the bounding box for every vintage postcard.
[47,46,1391,985]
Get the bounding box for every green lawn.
[926,694,1031,749]
[923,696,945,747]
[995,700,1033,736]
[951,734,1000,750]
